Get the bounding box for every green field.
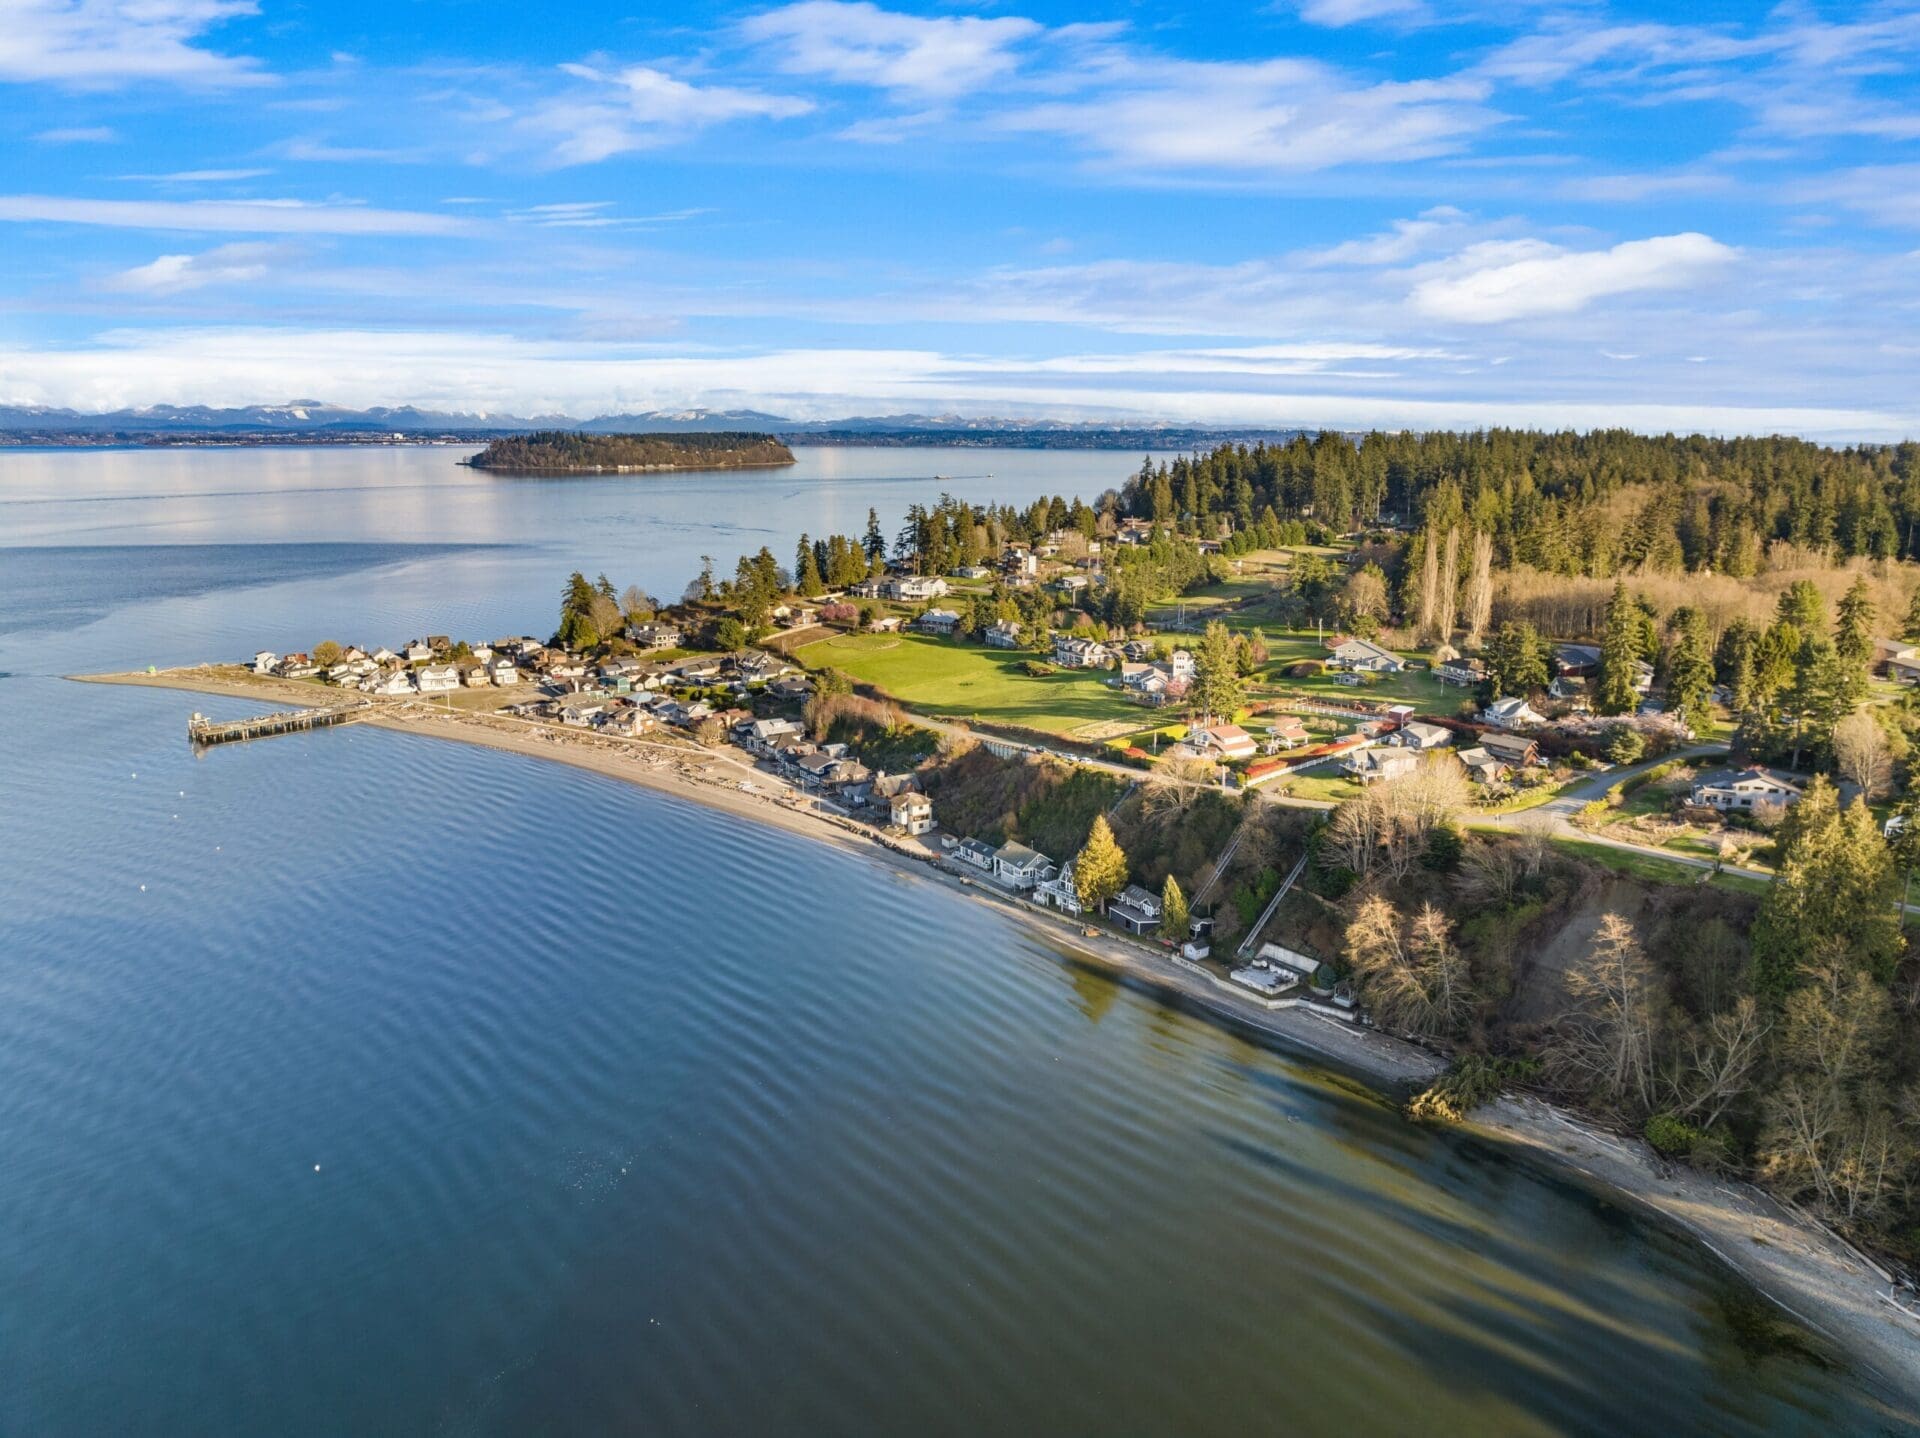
[1553,838,1770,895]
[795,632,1151,737]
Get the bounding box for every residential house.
[1479,731,1539,769]
[363,670,415,696]
[1343,747,1419,784]
[1393,721,1453,751]
[951,564,993,580]
[1458,746,1509,785]
[1436,656,1487,687]
[1035,861,1083,915]
[460,663,492,688]
[730,651,791,685]
[251,650,277,674]
[1164,649,1195,681]
[554,693,611,727]
[1192,723,1257,762]
[1888,649,1920,686]
[368,647,398,666]
[992,842,1056,891]
[888,575,950,602]
[917,608,962,636]
[489,657,520,686]
[745,717,803,756]
[1690,766,1805,812]
[766,675,813,702]
[889,791,935,835]
[416,664,460,694]
[426,635,452,655]
[1107,883,1164,935]
[1265,716,1310,749]
[1052,574,1091,597]
[1480,696,1545,729]
[953,838,997,873]
[1052,635,1111,669]
[600,707,658,737]
[985,619,1022,649]
[870,615,904,634]
[1549,674,1589,707]
[1327,637,1405,672]
[1002,547,1040,578]
[403,641,433,664]
[1553,643,1603,678]
[1119,663,1170,704]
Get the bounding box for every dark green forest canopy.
[468,430,795,472]
[1123,430,1920,572]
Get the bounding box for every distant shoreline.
[68,663,1920,1414]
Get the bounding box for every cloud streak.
[0,195,478,235]
[1409,233,1737,324]
[0,0,264,86]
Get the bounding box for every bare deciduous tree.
[1547,913,1663,1115]
[1833,710,1893,799]
[1343,897,1474,1039]
[1463,530,1495,650]
[1436,526,1462,642]
[1662,996,1770,1129]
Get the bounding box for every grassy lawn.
[1266,762,1363,804]
[1256,634,1472,712]
[795,632,1151,737]
[1554,838,1771,895]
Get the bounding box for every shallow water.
[0,447,1912,1434]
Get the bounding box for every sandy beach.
[74,665,1920,1411]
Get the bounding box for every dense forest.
[1123,430,1920,570]
[467,430,795,473]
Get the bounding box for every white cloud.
[528,62,812,164]
[0,194,477,235]
[1409,233,1736,324]
[0,0,263,86]
[118,167,272,182]
[1794,165,1920,229]
[33,124,116,142]
[1293,0,1425,27]
[1002,60,1497,173]
[106,241,279,293]
[742,0,1041,99]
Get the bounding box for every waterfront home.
[489,657,520,686]
[888,575,950,602]
[1343,747,1419,784]
[1327,636,1405,672]
[416,664,461,694]
[461,663,492,688]
[954,837,997,873]
[1458,746,1509,785]
[629,621,683,650]
[1480,696,1545,729]
[1035,861,1083,915]
[600,707,658,737]
[746,717,803,755]
[917,608,962,636]
[992,842,1056,890]
[251,650,277,674]
[1689,765,1805,812]
[889,791,935,835]
[363,670,415,696]
[426,635,452,654]
[1393,721,1453,751]
[1480,731,1539,769]
[1052,635,1111,669]
[369,646,398,666]
[1192,723,1257,762]
[399,640,431,664]
[555,693,611,726]
[985,619,1022,649]
[1108,883,1163,935]
[1436,656,1486,687]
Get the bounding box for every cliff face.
[467,431,795,473]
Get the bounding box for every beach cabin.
[1107,884,1163,935]
[889,791,935,836]
[416,664,460,694]
[992,842,1055,891]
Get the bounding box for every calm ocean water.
[0,447,1911,1435]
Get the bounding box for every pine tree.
[1835,576,1874,670]
[1751,780,1905,1000]
[795,538,824,599]
[1666,610,1715,736]
[1074,815,1129,914]
[1483,620,1547,699]
[1159,874,1190,941]
[864,507,885,562]
[1904,586,1920,640]
[1597,581,1641,715]
[1194,620,1244,721]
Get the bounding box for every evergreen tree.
[1193,620,1244,720]
[1836,576,1875,670]
[1597,582,1642,715]
[1159,874,1190,941]
[794,536,824,598]
[1482,620,1548,699]
[1777,579,1827,633]
[1074,815,1130,914]
[864,507,885,563]
[1666,609,1715,736]
[1904,586,1920,640]
[1751,780,1904,1000]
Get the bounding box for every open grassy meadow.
[795,632,1151,737]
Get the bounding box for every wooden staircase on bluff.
[188,700,373,746]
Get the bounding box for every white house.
[1435,656,1486,687]
[630,622,683,650]
[1343,747,1419,784]
[889,575,950,602]
[416,664,460,694]
[985,620,1022,649]
[917,608,962,635]
[1052,636,1112,669]
[1035,861,1083,915]
[489,657,520,686]
[251,650,277,674]
[1393,721,1453,751]
[363,670,415,696]
[1480,696,1545,729]
[1328,637,1405,672]
[1690,766,1805,812]
[953,838,997,873]
[889,791,935,836]
[403,641,433,664]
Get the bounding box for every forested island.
[465,430,795,473]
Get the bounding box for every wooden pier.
[188,700,373,746]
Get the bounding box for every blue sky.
[5,0,1920,437]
